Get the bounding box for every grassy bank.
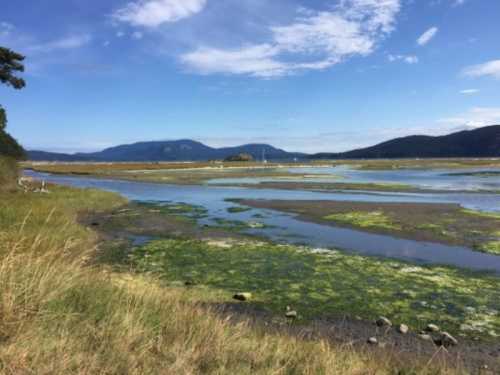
[1,169,465,373]
[25,161,327,185]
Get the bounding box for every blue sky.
[0,0,499,153]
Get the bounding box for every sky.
[0,0,499,153]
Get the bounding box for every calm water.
[25,170,500,273]
[210,165,500,194]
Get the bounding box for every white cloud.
[182,44,287,78]
[181,0,401,77]
[417,26,438,46]
[116,31,126,38]
[27,34,92,54]
[438,107,500,128]
[113,0,207,28]
[462,60,500,79]
[388,54,418,64]
[459,89,479,95]
[453,0,466,6]
[0,22,14,37]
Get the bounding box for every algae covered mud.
[24,164,500,343]
[25,168,500,272]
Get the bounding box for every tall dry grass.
[0,180,464,373]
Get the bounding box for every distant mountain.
[28,140,306,162]
[27,150,93,162]
[28,125,500,162]
[312,125,500,159]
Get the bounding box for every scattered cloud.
[181,0,402,78]
[113,0,207,28]
[388,54,418,64]
[26,34,92,54]
[417,26,438,46]
[459,89,479,95]
[462,59,500,79]
[453,0,466,6]
[438,107,500,128]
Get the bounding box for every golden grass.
[0,175,465,373]
[24,161,320,175]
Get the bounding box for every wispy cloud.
[417,26,438,46]
[113,0,207,28]
[459,88,479,95]
[462,59,500,79]
[27,34,92,54]
[388,54,418,64]
[438,107,500,128]
[181,0,401,78]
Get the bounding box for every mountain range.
[28,140,305,162]
[27,125,500,162]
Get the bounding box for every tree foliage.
[0,47,26,89]
[0,46,26,159]
[0,105,6,131]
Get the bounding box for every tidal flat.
[87,200,500,341]
[237,200,500,255]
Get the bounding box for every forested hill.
[311,125,500,159]
[28,140,305,162]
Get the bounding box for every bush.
[0,156,18,192]
[0,129,25,160]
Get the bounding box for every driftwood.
[17,177,50,193]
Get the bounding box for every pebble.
[233,292,252,301]
[397,324,409,334]
[376,316,392,327]
[437,332,458,347]
[425,324,440,333]
[367,337,378,345]
[418,334,433,341]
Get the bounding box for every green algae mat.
[130,238,500,341]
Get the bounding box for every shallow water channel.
[25,169,500,273]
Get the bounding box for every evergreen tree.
[0,46,26,159]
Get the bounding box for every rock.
[397,324,409,334]
[367,337,378,345]
[248,222,265,229]
[285,310,298,319]
[418,334,433,341]
[436,332,458,347]
[425,324,440,333]
[233,292,252,301]
[376,316,392,327]
[184,280,197,286]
